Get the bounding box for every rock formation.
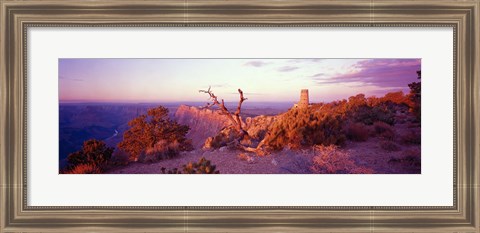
[174,105,231,148]
[174,105,278,150]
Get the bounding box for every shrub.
[311,145,374,174]
[353,104,396,125]
[65,139,113,173]
[62,163,102,174]
[371,103,396,125]
[373,121,395,140]
[379,140,400,151]
[350,105,375,125]
[402,149,421,166]
[305,113,347,146]
[381,91,409,105]
[160,157,220,174]
[182,157,220,174]
[264,108,346,150]
[407,122,421,128]
[407,70,421,122]
[347,94,396,125]
[160,167,182,174]
[401,130,421,145]
[118,106,191,161]
[389,149,421,167]
[395,114,408,124]
[345,122,369,142]
[110,149,131,165]
[144,139,182,162]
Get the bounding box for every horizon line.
[59,100,298,104]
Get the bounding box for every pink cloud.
[313,59,421,88]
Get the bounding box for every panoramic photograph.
[59,58,421,174]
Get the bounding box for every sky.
[59,58,421,103]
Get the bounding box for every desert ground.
[106,121,420,174]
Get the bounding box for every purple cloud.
[368,88,405,96]
[313,59,421,88]
[278,66,299,72]
[244,60,269,67]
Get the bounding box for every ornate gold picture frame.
[1,0,478,232]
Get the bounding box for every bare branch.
[199,86,250,143]
[234,88,247,116]
[234,89,248,137]
[199,86,237,127]
[199,86,221,107]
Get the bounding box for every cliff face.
[174,105,232,148]
[174,105,278,148]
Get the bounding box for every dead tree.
[199,86,249,140]
[199,87,273,155]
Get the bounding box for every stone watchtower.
[298,89,309,108]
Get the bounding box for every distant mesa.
[293,89,310,108]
